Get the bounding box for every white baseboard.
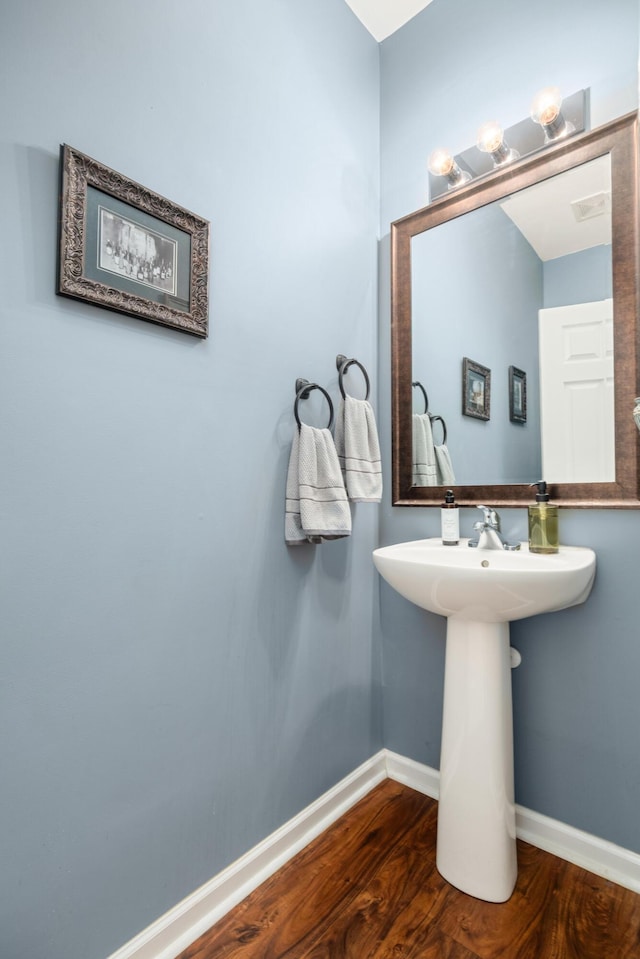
[515,806,640,894]
[384,750,640,895]
[106,751,387,959]
[107,748,640,959]
[384,749,440,799]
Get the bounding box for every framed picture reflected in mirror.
[462,357,491,421]
[509,365,527,424]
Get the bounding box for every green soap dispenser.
[528,481,558,554]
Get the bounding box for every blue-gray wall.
[2,2,640,958]
[379,0,640,853]
[0,2,380,958]
[544,244,613,307]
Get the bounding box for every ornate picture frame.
[462,357,491,421]
[509,365,527,424]
[57,144,210,337]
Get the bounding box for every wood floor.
[177,780,640,959]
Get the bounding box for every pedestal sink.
[373,537,596,902]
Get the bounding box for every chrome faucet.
[468,505,521,551]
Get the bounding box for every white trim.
[383,750,640,894]
[105,752,387,959]
[383,749,440,799]
[107,749,640,959]
[515,806,640,894]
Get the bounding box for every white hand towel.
[285,429,314,544]
[435,444,456,485]
[334,396,383,502]
[285,424,351,545]
[412,413,438,486]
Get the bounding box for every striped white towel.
[412,413,438,486]
[285,424,351,545]
[334,396,383,502]
[435,444,455,485]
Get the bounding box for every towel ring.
[336,354,370,401]
[294,379,334,430]
[430,414,447,445]
[412,381,429,414]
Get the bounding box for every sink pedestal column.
[436,618,517,902]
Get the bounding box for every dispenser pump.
[445,489,455,505]
[528,481,558,553]
[534,481,549,502]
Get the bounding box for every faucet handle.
[477,505,500,529]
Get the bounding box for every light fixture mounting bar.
[428,89,588,202]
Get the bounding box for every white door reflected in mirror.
[539,298,614,483]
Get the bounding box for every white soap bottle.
[441,489,459,545]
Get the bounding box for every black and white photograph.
[98,208,178,296]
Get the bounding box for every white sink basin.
[373,535,596,903]
[373,538,596,623]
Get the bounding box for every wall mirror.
[391,112,639,507]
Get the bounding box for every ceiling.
[344,1,611,262]
[344,0,434,41]
[500,155,611,261]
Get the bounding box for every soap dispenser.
[441,489,460,546]
[528,481,558,554]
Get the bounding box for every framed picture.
[462,357,491,420]
[57,144,209,337]
[509,365,527,424]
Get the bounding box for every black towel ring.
[430,414,447,445]
[294,378,334,430]
[412,381,429,414]
[336,354,370,401]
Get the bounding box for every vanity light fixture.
[426,87,587,202]
[476,121,519,167]
[427,148,472,189]
[530,85,575,143]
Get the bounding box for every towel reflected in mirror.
[412,413,455,487]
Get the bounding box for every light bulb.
[476,121,519,166]
[530,86,573,141]
[428,148,455,178]
[427,149,471,190]
[476,121,504,155]
[531,86,562,126]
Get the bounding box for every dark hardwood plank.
[550,865,640,959]
[179,780,434,959]
[435,839,640,959]
[434,839,566,957]
[176,782,640,959]
[297,800,446,958]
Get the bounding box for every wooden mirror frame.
[391,112,640,508]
